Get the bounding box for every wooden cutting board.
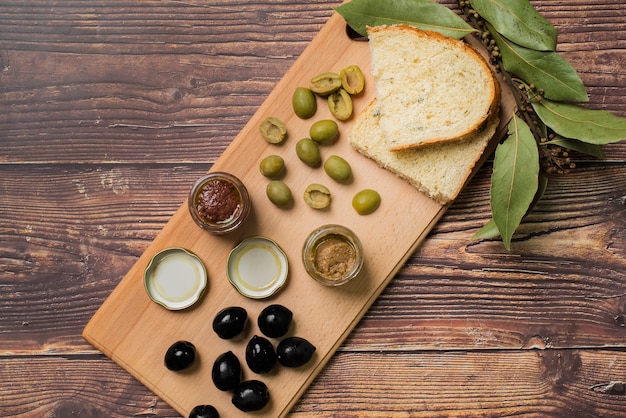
[83,10,514,418]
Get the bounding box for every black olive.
[276,336,316,367]
[211,351,241,391]
[245,335,276,374]
[188,404,219,418]
[257,304,293,338]
[164,340,196,371]
[213,306,248,339]
[232,380,270,412]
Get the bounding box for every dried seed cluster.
[458,0,577,175]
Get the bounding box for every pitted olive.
[340,65,365,95]
[164,340,196,371]
[212,306,248,339]
[276,336,316,368]
[266,180,292,207]
[324,155,352,182]
[259,116,287,144]
[245,335,276,374]
[257,304,293,338]
[188,405,219,418]
[259,155,285,178]
[295,137,321,167]
[309,119,338,144]
[328,88,353,121]
[352,189,381,215]
[292,87,317,119]
[232,380,270,412]
[212,351,241,391]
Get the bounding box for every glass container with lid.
[188,172,251,235]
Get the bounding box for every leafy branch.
[337,0,626,250]
[459,0,626,249]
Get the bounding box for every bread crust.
[349,97,500,205]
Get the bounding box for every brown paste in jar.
[313,235,356,281]
[196,178,241,224]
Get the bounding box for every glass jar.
[188,172,250,235]
[302,224,364,286]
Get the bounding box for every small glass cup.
[188,172,250,235]
[302,224,364,286]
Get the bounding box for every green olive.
[292,87,317,119]
[303,183,331,209]
[310,72,342,96]
[259,155,285,178]
[309,119,339,144]
[328,88,353,121]
[295,138,321,167]
[323,155,352,182]
[259,116,287,144]
[266,181,292,207]
[340,65,365,95]
[352,189,381,215]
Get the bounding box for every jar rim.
[302,224,363,286]
[188,171,250,235]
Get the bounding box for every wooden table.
[1,1,625,416]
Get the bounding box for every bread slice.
[368,25,498,151]
[349,99,499,205]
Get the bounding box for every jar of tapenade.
[302,224,363,286]
[188,172,251,235]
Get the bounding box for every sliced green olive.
[303,183,331,209]
[340,65,365,95]
[328,88,353,121]
[259,117,287,144]
[292,87,317,119]
[310,72,342,96]
[352,189,381,215]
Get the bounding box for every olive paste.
[196,178,241,224]
[312,235,356,281]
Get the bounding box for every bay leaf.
[473,170,547,241]
[532,98,626,144]
[490,115,539,250]
[470,0,557,51]
[472,218,500,240]
[547,136,606,159]
[488,23,588,102]
[335,0,476,40]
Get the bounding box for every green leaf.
[470,0,557,51]
[532,98,626,144]
[472,218,500,240]
[488,23,588,102]
[490,115,539,250]
[335,0,476,40]
[547,136,606,159]
[473,170,547,241]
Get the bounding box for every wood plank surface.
[2,349,626,417]
[1,0,626,417]
[81,10,492,417]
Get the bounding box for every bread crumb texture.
[368,25,498,151]
[349,100,499,205]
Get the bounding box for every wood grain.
[1,350,626,417]
[81,10,488,417]
[1,0,625,417]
